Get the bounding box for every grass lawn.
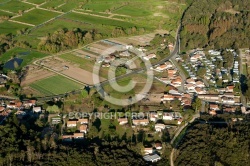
[0,47,48,68]
[0,21,31,34]
[30,75,82,96]
[13,9,60,25]
[0,0,34,13]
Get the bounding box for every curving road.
[96,26,181,87]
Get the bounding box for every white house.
[133,119,149,126]
[155,123,165,132]
[78,118,89,124]
[162,113,173,120]
[144,147,153,155]
[33,107,42,113]
[118,118,128,125]
[67,120,77,127]
[143,53,156,60]
[79,124,88,133]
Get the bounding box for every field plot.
[114,6,152,17]
[0,47,48,68]
[40,0,64,9]
[40,0,85,12]
[13,9,60,25]
[0,21,30,34]
[0,10,14,17]
[109,32,157,46]
[21,64,55,86]
[27,18,110,38]
[63,12,137,28]
[27,0,44,5]
[30,75,82,96]
[73,50,98,59]
[0,0,34,14]
[40,56,106,85]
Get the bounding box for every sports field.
[30,75,83,96]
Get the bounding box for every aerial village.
[1,38,250,163]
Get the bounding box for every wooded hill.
[180,0,250,50]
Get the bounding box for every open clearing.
[30,75,83,96]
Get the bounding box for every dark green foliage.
[175,123,250,166]
[181,0,250,50]
[0,114,146,165]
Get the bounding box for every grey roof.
[143,154,161,162]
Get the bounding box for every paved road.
[96,27,181,88]
[170,113,199,166]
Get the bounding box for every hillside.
[175,122,250,165]
[180,0,250,50]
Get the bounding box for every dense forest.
[175,122,250,166]
[0,114,150,166]
[180,0,250,50]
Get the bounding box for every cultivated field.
[21,64,55,86]
[0,0,34,13]
[13,9,60,25]
[0,21,30,34]
[38,56,106,85]
[30,75,83,96]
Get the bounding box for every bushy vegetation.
[180,0,250,50]
[0,114,147,165]
[175,122,250,166]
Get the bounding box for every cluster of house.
[117,111,182,131]
[143,142,162,162]
[198,92,240,105]
[62,118,89,141]
[184,78,206,94]
[208,103,240,115]
[156,61,183,88]
[161,92,192,108]
[178,49,238,85]
[232,51,240,83]
[0,99,43,124]
[0,74,8,88]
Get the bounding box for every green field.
[114,6,152,17]
[0,10,14,17]
[0,21,31,34]
[40,0,64,9]
[59,53,95,71]
[30,75,82,96]
[27,0,44,4]
[63,12,138,29]
[0,47,48,67]
[0,0,34,13]
[13,9,60,25]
